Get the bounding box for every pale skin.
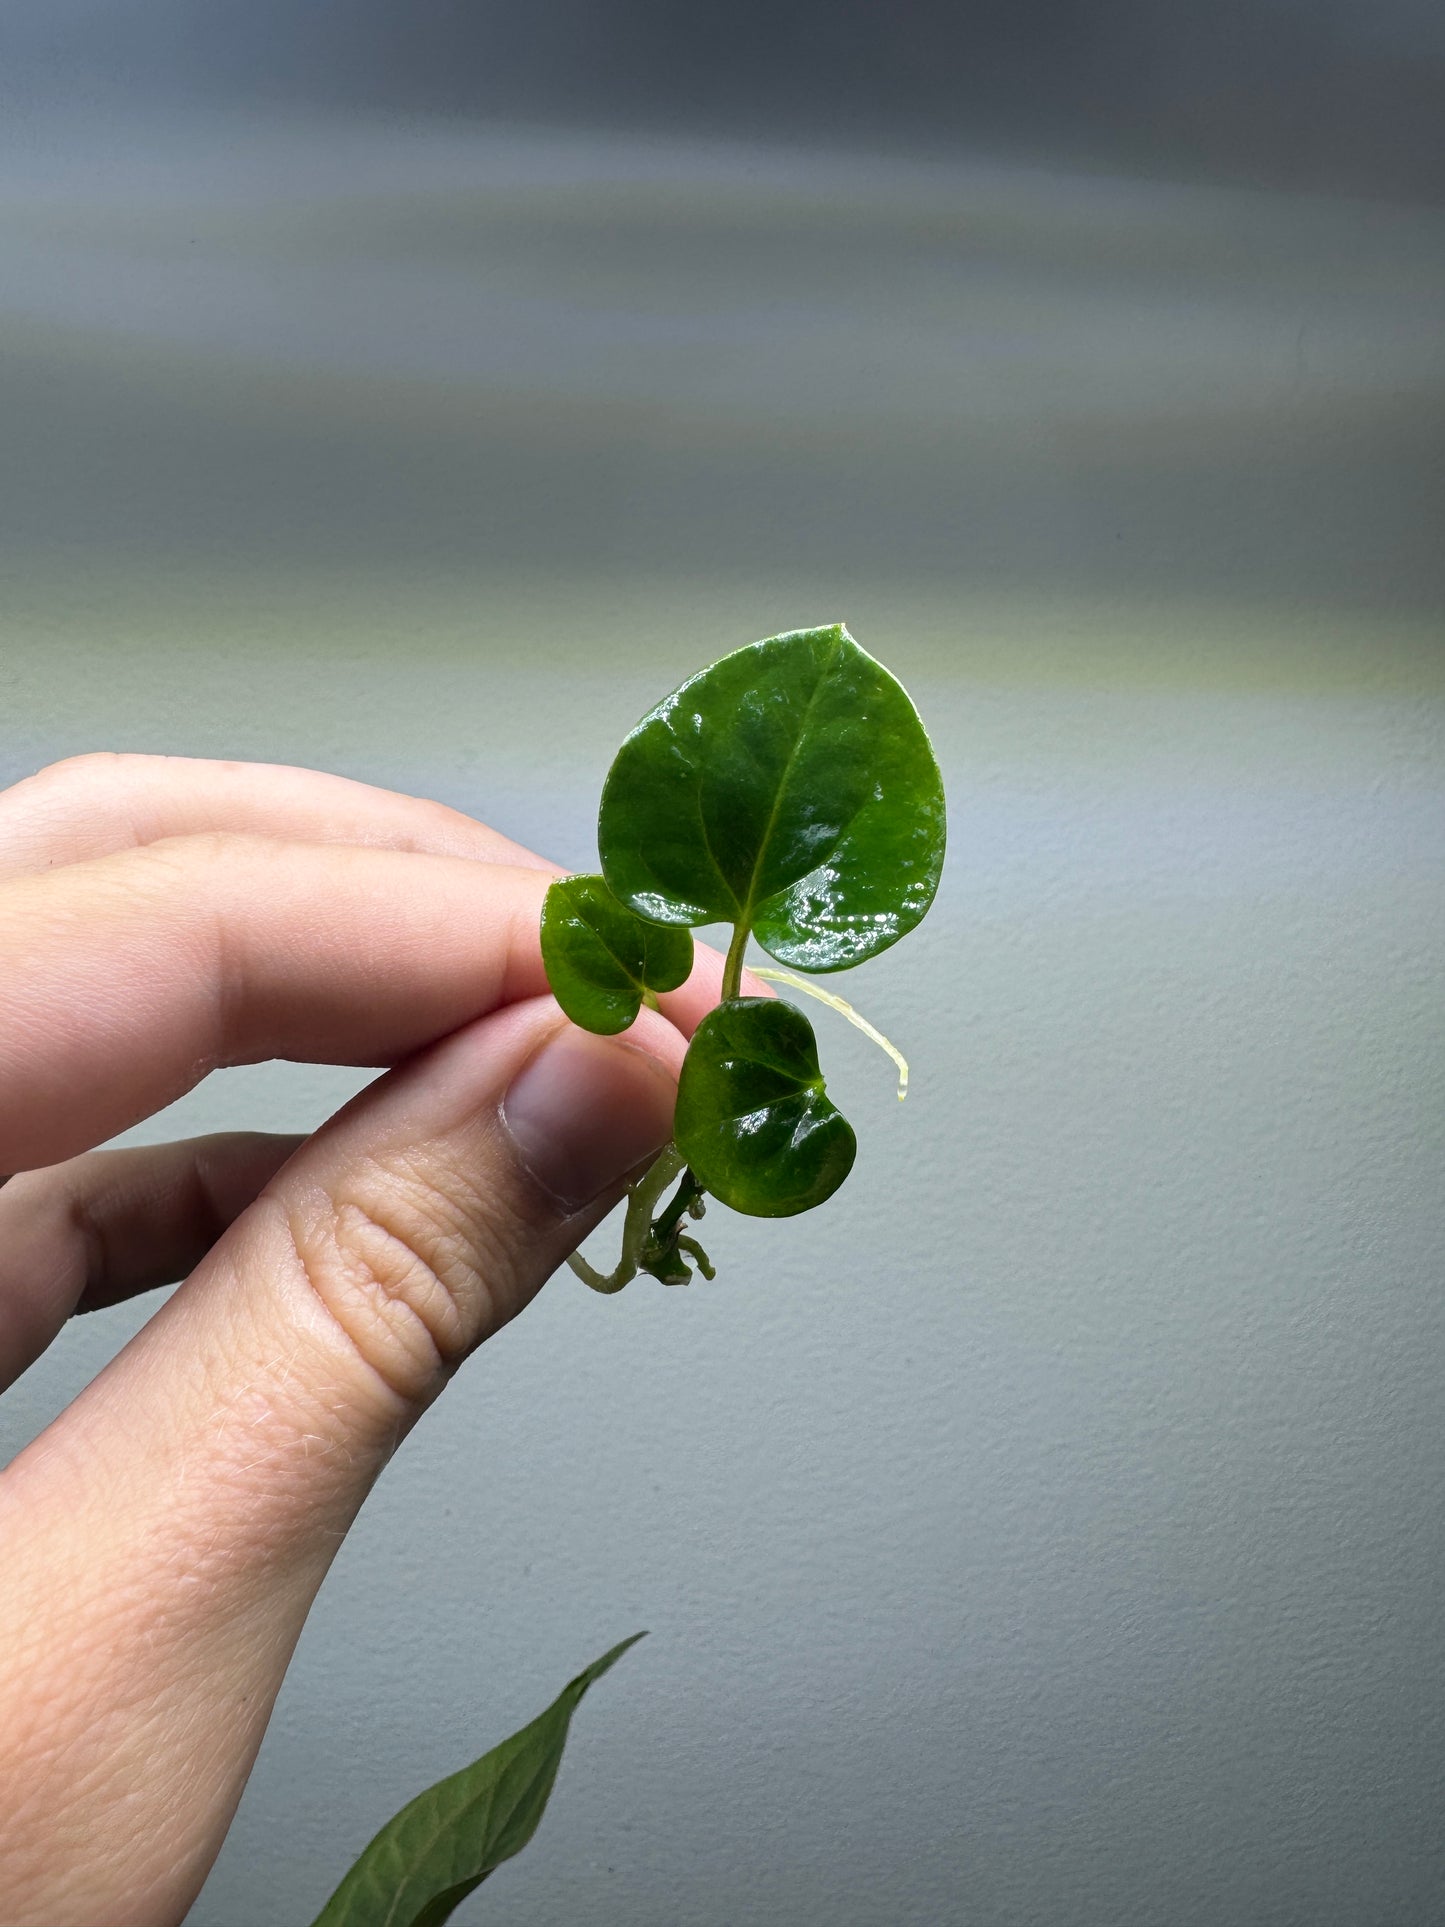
[0,752,744,1927]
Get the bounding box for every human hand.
[0,754,725,1927]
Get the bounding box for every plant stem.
[567,1141,685,1293]
[569,917,749,1292]
[722,920,750,1002]
[649,1165,705,1245]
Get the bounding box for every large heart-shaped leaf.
[674,998,856,1216]
[308,1634,644,1927]
[541,873,693,1034]
[598,623,945,972]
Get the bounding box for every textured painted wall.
[1,113,1442,1925]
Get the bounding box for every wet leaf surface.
[599,623,945,971]
[675,998,856,1216]
[541,873,693,1034]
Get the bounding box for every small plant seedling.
[540,622,946,1289]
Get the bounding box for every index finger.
[0,834,733,1171]
[0,754,559,879]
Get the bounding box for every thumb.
[256,994,679,1417]
[0,996,677,1927]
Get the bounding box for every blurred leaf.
[541,873,693,1033]
[308,1634,645,1927]
[598,623,945,971]
[675,998,856,1216]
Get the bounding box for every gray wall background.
[1,6,1443,1922]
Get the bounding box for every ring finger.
[0,1133,304,1394]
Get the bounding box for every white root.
[749,968,909,1101]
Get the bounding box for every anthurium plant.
[542,621,946,1286]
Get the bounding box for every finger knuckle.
[132,828,239,875]
[281,1154,507,1406]
[7,751,127,812]
[34,749,116,784]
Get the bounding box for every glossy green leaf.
[541,874,693,1034]
[674,998,856,1217]
[598,623,945,972]
[308,1634,645,1927]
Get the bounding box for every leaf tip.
[588,1629,648,1675]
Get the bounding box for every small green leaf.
[674,998,856,1217]
[541,874,693,1034]
[308,1634,646,1927]
[598,624,945,972]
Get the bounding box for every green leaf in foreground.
[598,623,946,972]
[674,998,856,1217]
[541,874,693,1034]
[308,1633,646,1927]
